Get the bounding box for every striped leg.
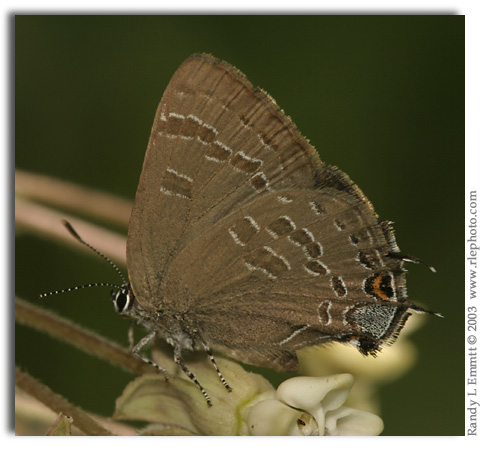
[202,343,232,392]
[132,331,170,381]
[174,344,212,407]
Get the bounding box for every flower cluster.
[113,343,384,436]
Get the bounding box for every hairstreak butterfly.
[44,53,437,406]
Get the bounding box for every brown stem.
[15,367,114,436]
[15,297,156,375]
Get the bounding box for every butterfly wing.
[164,168,410,371]
[127,53,323,309]
[128,54,412,373]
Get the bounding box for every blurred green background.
[15,15,464,435]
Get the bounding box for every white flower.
[297,315,426,413]
[113,353,276,435]
[247,374,383,436]
[113,341,383,436]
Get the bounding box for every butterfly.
[51,54,437,406]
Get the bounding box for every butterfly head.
[111,283,135,317]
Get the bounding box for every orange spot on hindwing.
[364,272,396,301]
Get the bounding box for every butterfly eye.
[113,289,132,314]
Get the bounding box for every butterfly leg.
[173,344,212,407]
[132,330,170,381]
[202,342,232,392]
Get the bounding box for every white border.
[6,1,475,448]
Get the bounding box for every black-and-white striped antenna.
[39,282,124,299]
[39,220,128,299]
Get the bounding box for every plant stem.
[15,297,155,375]
[15,169,132,227]
[15,367,114,436]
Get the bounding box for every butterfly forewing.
[128,54,323,308]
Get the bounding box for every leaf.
[45,412,73,436]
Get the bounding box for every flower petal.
[276,374,355,413]
[248,399,309,436]
[325,406,384,436]
[113,374,199,434]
